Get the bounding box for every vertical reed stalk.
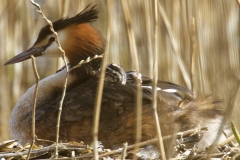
[92,0,111,159]
[121,2,142,159]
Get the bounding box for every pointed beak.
[4,46,45,65]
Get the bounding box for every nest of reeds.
[0,125,240,159]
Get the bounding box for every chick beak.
[4,46,45,65]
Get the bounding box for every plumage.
[35,4,99,44]
[5,4,229,153]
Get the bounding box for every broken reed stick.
[218,134,235,147]
[152,1,166,160]
[120,2,142,160]
[26,56,40,160]
[121,142,128,160]
[30,0,69,157]
[92,1,111,159]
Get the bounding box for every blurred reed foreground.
[0,0,239,148]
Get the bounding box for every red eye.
[49,37,55,43]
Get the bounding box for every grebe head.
[4,5,105,68]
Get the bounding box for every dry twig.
[218,135,235,147]
[30,0,69,157]
[68,55,103,72]
[121,142,128,160]
[26,56,40,160]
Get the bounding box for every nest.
[1,126,240,160]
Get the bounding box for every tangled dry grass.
[0,126,240,159]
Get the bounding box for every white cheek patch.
[41,30,67,58]
[43,42,62,58]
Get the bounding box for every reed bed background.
[0,0,239,147]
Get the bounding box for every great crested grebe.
[5,5,228,151]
